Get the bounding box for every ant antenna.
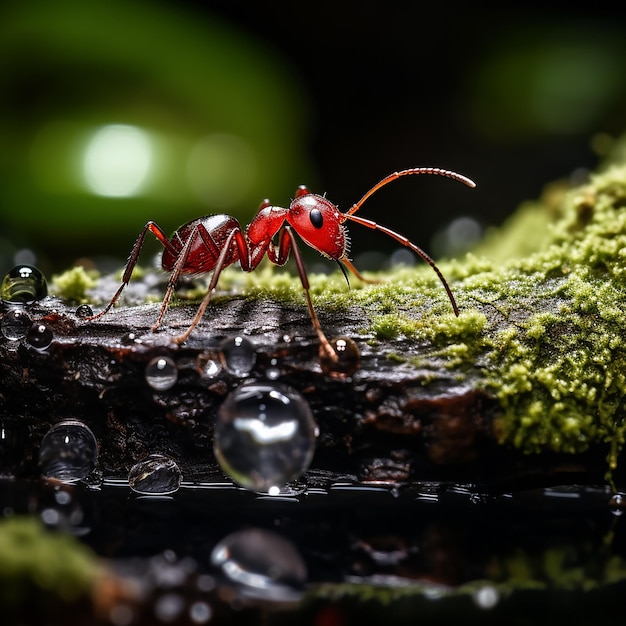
[342,168,476,317]
[346,167,476,217]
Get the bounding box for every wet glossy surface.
[1,478,626,625]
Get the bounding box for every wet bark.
[0,289,613,492]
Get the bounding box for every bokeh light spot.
[83,125,152,197]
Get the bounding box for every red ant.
[88,167,476,358]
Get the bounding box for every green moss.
[80,147,626,464]
[51,266,98,303]
[0,516,99,605]
[471,163,626,466]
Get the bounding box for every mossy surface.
[51,265,98,303]
[0,516,99,605]
[238,161,626,461]
[52,152,626,461]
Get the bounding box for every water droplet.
[128,454,182,495]
[210,528,307,600]
[189,601,213,624]
[121,331,142,345]
[219,335,256,376]
[145,355,178,391]
[26,322,54,349]
[610,492,626,516]
[39,420,98,482]
[75,304,93,318]
[319,336,360,378]
[0,264,48,303]
[204,359,221,378]
[0,308,32,340]
[214,381,317,493]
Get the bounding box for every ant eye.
[309,208,324,229]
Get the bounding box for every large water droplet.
[128,454,182,495]
[1,265,48,303]
[1,308,32,340]
[210,528,307,600]
[39,421,98,482]
[26,322,54,349]
[219,335,256,376]
[214,381,317,493]
[319,336,360,378]
[145,355,178,391]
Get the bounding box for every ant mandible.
[88,167,476,359]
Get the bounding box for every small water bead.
[121,331,142,345]
[145,355,178,391]
[26,322,54,349]
[197,352,222,378]
[128,454,182,495]
[0,308,32,340]
[219,335,256,376]
[210,528,307,600]
[214,381,317,493]
[39,420,98,482]
[75,303,93,318]
[319,336,360,378]
[0,264,48,303]
[189,601,213,624]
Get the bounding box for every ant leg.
[283,227,338,362]
[173,227,250,344]
[88,221,174,321]
[150,231,198,332]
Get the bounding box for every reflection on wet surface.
[1,476,626,624]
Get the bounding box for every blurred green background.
[1,2,626,274]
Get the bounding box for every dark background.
[2,2,626,271]
[200,4,626,212]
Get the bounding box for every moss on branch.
[44,147,626,477]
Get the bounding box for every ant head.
[288,190,346,260]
